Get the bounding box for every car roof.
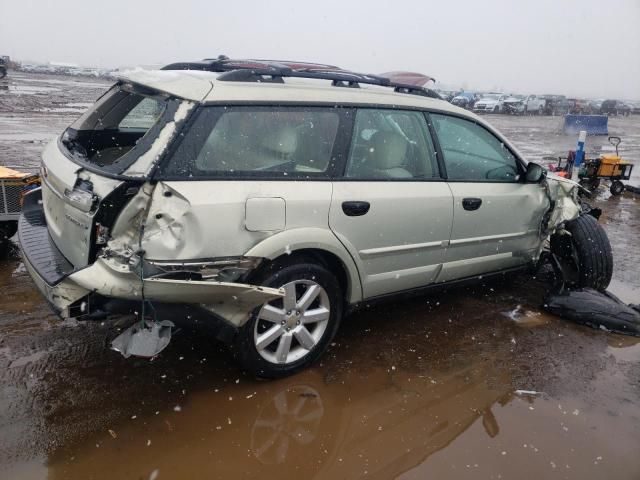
[117,69,467,116]
[117,68,526,162]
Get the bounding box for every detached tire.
[234,259,343,378]
[565,214,613,291]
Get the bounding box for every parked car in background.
[473,93,508,113]
[439,90,458,102]
[568,99,592,114]
[631,102,640,115]
[524,95,547,115]
[450,92,477,110]
[0,56,8,79]
[545,95,573,115]
[600,100,631,116]
[502,95,526,115]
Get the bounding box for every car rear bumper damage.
[18,188,283,333]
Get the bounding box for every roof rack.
[161,57,441,99]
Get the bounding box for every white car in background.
[473,93,508,113]
[524,95,548,115]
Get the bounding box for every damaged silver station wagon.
[19,58,613,377]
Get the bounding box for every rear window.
[61,83,181,174]
[161,106,343,179]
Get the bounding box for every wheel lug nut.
[296,320,300,325]
[286,327,290,331]
[281,320,286,325]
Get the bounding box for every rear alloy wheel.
[610,180,625,196]
[235,261,342,378]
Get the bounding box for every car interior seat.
[369,131,412,178]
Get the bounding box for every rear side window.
[430,114,519,182]
[345,109,438,180]
[61,83,180,174]
[163,107,342,178]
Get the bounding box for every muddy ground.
[0,71,639,480]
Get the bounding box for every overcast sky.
[1,0,639,99]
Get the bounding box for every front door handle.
[342,201,370,217]
[462,197,482,211]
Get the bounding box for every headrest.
[261,126,298,155]
[370,131,408,170]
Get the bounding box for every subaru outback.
[19,58,613,377]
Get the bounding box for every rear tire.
[558,215,613,291]
[234,260,343,378]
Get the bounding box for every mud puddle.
[0,73,639,479]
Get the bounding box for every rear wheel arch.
[244,229,363,304]
[249,249,351,305]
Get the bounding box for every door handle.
[462,198,482,211]
[342,201,370,217]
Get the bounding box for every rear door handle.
[342,201,370,217]
[462,197,482,211]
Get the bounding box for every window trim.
[153,101,527,183]
[426,112,526,183]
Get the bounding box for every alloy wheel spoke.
[293,326,316,350]
[296,284,320,311]
[302,306,330,324]
[275,333,293,364]
[259,304,286,324]
[283,283,298,312]
[256,325,284,351]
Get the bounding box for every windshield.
[481,94,502,100]
[60,83,177,174]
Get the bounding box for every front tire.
[234,260,343,378]
[552,215,613,291]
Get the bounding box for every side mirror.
[525,162,545,183]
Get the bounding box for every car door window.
[430,114,519,182]
[345,109,438,180]
[161,106,342,178]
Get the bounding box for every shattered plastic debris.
[502,305,543,325]
[515,390,542,397]
[111,319,175,358]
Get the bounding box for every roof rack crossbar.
[162,59,441,99]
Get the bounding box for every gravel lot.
[1,71,639,480]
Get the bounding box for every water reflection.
[46,351,515,479]
[251,385,324,465]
